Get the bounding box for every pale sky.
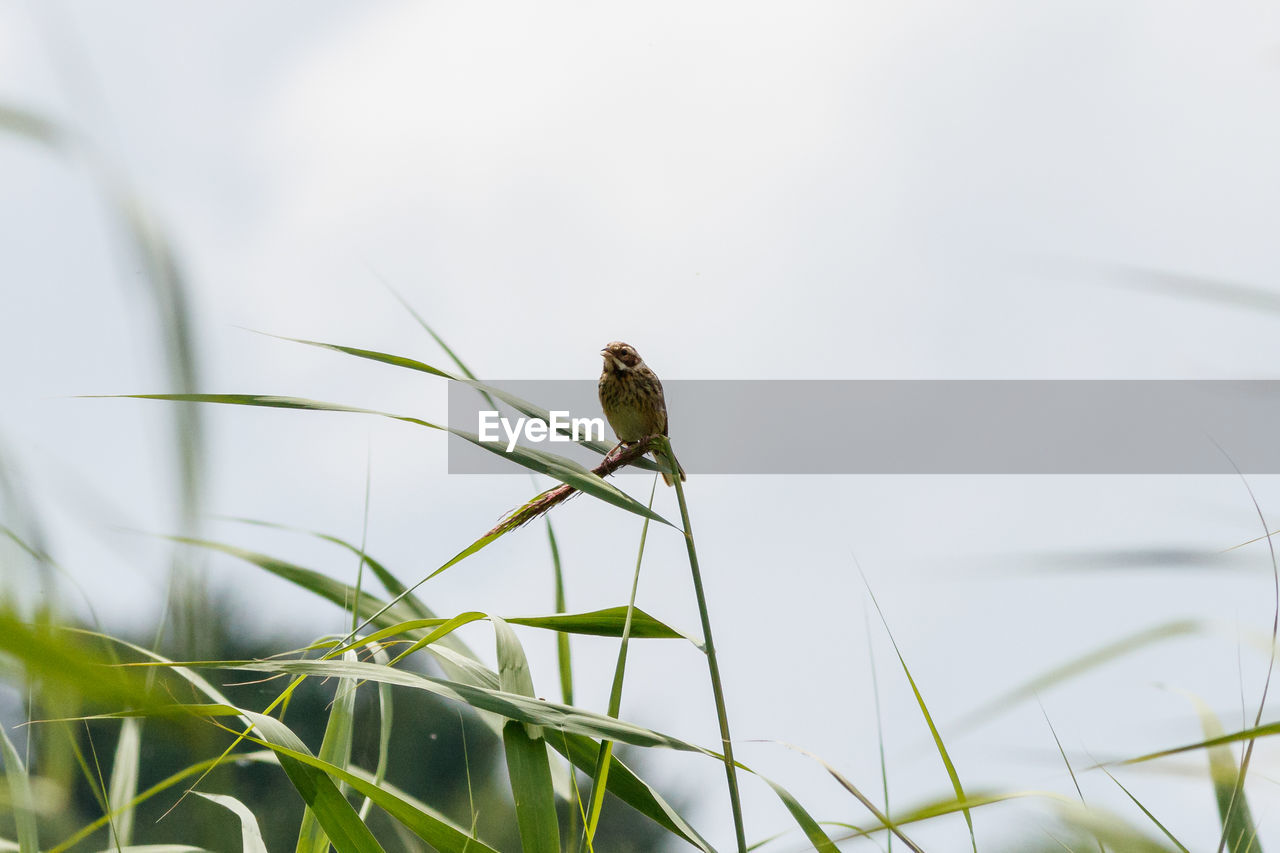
[3,2,1280,849]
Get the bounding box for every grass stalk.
[655,436,747,853]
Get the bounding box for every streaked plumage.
[598,341,686,485]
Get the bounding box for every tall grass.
[2,107,1278,849]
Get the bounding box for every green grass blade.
[0,722,38,853]
[1178,693,1259,852]
[503,720,562,853]
[0,614,161,712]
[269,335,639,463]
[226,709,383,853]
[117,394,668,526]
[1123,720,1280,762]
[51,751,271,853]
[193,792,268,853]
[296,649,359,853]
[199,709,500,852]
[865,583,977,852]
[87,840,208,845]
[225,519,440,619]
[1097,767,1190,853]
[549,733,716,853]
[357,642,393,822]
[494,619,538,710]
[492,615,561,850]
[774,742,925,853]
[762,777,839,852]
[660,436,746,853]
[217,659,712,754]
[546,520,574,706]
[161,537,424,630]
[507,606,689,641]
[107,717,143,846]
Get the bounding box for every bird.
[598,341,686,485]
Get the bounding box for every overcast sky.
[4,2,1280,849]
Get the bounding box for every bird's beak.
[599,349,610,358]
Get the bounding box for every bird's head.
[601,341,642,372]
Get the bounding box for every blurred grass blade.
[52,751,273,853]
[194,792,267,853]
[1178,693,1259,852]
[0,100,205,630]
[160,537,423,630]
[220,519,439,620]
[1123,720,1280,763]
[865,584,977,852]
[158,536,500,691]
[953,619,1205,732]
[296,649,359,853]
[0,613,160,711]
[87,840,208,845]
[1053,801,1181,853]
[0,721,38,853]
[107,717,142,846]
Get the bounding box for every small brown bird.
[598,341,686,485]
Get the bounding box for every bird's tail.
[658,452,686,487]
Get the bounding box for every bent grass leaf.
[550,732,715,853]
[222,659,711,755]
[271,335,653,467]
[194,707,500,852]
[216,709,383,853]
[762,777,839,852]
[117,394,668,527]
[193,793,268,853]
